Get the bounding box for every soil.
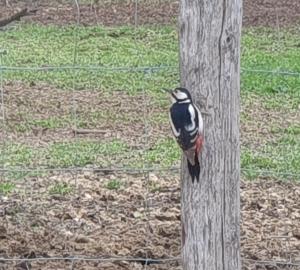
[0,0,300,269]
[2,82,300,150]
[1,82,158,147]
[0,0,300,28]
[1,82,300,270]
[1,172,300,270]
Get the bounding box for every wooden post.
[179,0,242,270]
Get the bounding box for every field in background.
[0,0,300,269]
[1,25,299,180]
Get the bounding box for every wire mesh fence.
[0,0,300,269]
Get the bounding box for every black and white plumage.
[167,87,204,182]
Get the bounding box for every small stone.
[75,235,90,244]
[133,211,142,218]
[149,173,159,182]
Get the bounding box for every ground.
[0,0,300,270]
[1,0,300,27]
[1,173,300,270]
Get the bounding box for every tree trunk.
[179,0,242,270]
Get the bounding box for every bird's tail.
[187,157,200,183]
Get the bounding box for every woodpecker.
[166,87,204,182]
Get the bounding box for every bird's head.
[163,87,192,104]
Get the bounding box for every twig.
[72,129,106,135]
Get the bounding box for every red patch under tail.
[196,135,204,157]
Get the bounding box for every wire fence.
[1,62,300,74]
[0,0,300,269]
[1,255,300,266]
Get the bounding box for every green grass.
[242,134,300,180]
[1,24,300,101]
[1,134,299,180]
[0,24,179,93]
[2,133,299,180]
[46,140,129,167]
[106,179,122,190]
[242,28,300,98]
[12,116,73,132]
[1,24,300,181]
[0,138,180,172]
[144,138,180,167]
[270,123,300,135]
[49,182,73,195]
[1,140,129,168]
[0,182,15,194]
[7,110,142,133]
[0,143,34,167]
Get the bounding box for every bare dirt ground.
[1,0,300,269]
[2,82,153,147]
[0,81,300,269]
[2,82,300,151]
[0,0,300,27]
[1,172,300,270]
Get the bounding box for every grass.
[6,108,149,133]
[242,133,300,179]
[2,132,299,180]
[0,143,33,167]
[270,124,300,135]
[0,25,179,93]
[0,23,300,181]
[1,140,129,168]
[1,24,300,101]
[144,138,180,167]
[0,138,181,172]
[49,182,73,195]
[106,179,122,190]
[46,140,129,167]
[0,182,15,194]
[242,28,300,99]
[12,116,72,132]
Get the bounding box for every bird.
[165,87,204,182]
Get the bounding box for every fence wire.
[1,256,300,266]
[0,51,5,124]
[0,167,299,179]
[1,65,300,77]
[0,1,300,270]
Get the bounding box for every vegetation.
[49,182,73,195]
[0,23,299,184]
[0,182,15,194]
[106,179,122,190]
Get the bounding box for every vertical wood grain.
[179,0,242,269]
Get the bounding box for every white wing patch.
[169,111,180,137]
[185,104,196,131]
[190,135,198,143]
[190,128,198,136]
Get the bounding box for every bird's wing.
[184,104,196,131]
[194,104,203,133]
[169,111,181,138]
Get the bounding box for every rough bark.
[179,0,242,270]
